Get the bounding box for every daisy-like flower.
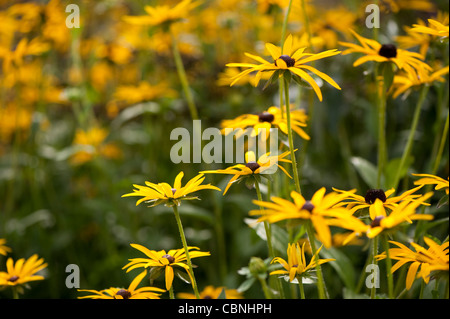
[122,171,221,207]
[0,239,12,256]
[390,65,449,99]
[122,244,210,291]
[413,173,449,195]
[270,242,335,283]
[250,187,355,248]
[123,0,202,30]
[339,29,432,79]
[376,237,449,290]
[78,270,165,299]
[177,285,243,299]
[226,34,341,101]
[329,192,434,243]
[200,150,293,195]
[0,254,47,294]
[411,18,449,39]
[332,185,428,220]
[220,105,310,141]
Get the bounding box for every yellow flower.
[413,173,449,195]
[270,242,335,282]
[177,285,243,299]
[0,37,50,73]
[329,192,434,242]
[122,171,221,207]
[396,19,433,57]
[376,0,436,13]
[0,239,12,256]
[201,150,293,195]
[250,187,354,248]
[123,244,210,291]
[112,81,177,106]
[226,34,341,101]
[411,18,449,39]
[376,237,449,290]
[0,254,47,294]
[339,29,432,79]
[391,65,449,99]
[78,270,165,299]
[123,0,202,30]
[220,105,310,141]
[332,186,428,220]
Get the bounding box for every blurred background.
[0,0,448,298]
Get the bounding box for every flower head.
[413,173,449,195]
[201,150,293,195]
[122,244,210,291]
[0,239,12,256]
[376,237,449,290]
[270,242,335,282]
[226,34,341,101]
[339,29,432,79]
[250,187,355,248]
[177,285,243,299]
[410,18,449,39]
[122,171,221,207]
[0,254,47,294]
[78,270,165,299]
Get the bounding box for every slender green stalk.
[280,0,294,50]
[431,110,449,175]
[382,234,394,299]
[169,286,175,299]
[392,85,429,189]
[12,287,19,299]
[297,276,306,299]
[306,221,327,299]
[171,31,199,120]
[284,76,302,194]
[172,205,200,299]
[300,0,313,49]
[370,236,379,299]
[376,77,387,189]
[259,277,273,299]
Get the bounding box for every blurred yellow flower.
[413,173,449,195]
[177,285,243,299]
[411,18,449,39]
[0,239,12,256]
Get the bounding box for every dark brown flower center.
[258,112,275,123]
[301,200,315,212]
[364,189,387,204]
[8,275,19,282]
[171,188,177,195]
[245,161,260,172]
[115,289,132,299]
[371,216,385,228]
[378,44,397,58]
[275,55,296,67]
[163,254,175,263]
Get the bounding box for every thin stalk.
[169,286,175,299]
[172,205,200,299]
[280,0,294,49]
[376,77,387,189]
[382,234,394,298]
[284,76,302,194]
[171,31,199,120]
[431,110,449,175]
[370,236,379,299]
[254,180,285,299]
[392,85,429,189]
[306,221,327,299]
[259,277,273,299]
[297,276,306,299]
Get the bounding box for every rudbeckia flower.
[0,239,11,256]
[413,173,449,195]
[220,106,310,141]
[411,18,449,39]
[250,187,355,248]
[177,285,243,299]
[270,242,335,283]
[122,244,210,291]
[0,254,47,294]
[122,171,221,207]
[376,237,449,290]
[78,270,165,299]
[200,150,293,195]
[339,29,432,78]
[226,34,341,101]
[329,192,434,242]
[332,185,428,220]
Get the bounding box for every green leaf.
[350,157,378,189]
[320,247,356,291]
[437,194,449,208]
[174,268,191,284]
[384,156,414,189]
[237,278,255,293]
[217,288,227,299]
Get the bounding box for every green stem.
[171,31,199,120]
[306,221,327,299]
[172,205,200,299]
[297,276,306,299]
[12,287,19,299]
[431,110,449,175]
[370,236,379,299]
[300,0,313,49]
[376,77,387,189]
[259,277,273,299]
[392,85,429,189]
[169,285,175,299]
[284,76,302,194]
[382,235,394,299]
[280,0,294,50]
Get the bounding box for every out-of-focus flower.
[0,239,12,256]
[411,18,449,39]
[177,285,243,299]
